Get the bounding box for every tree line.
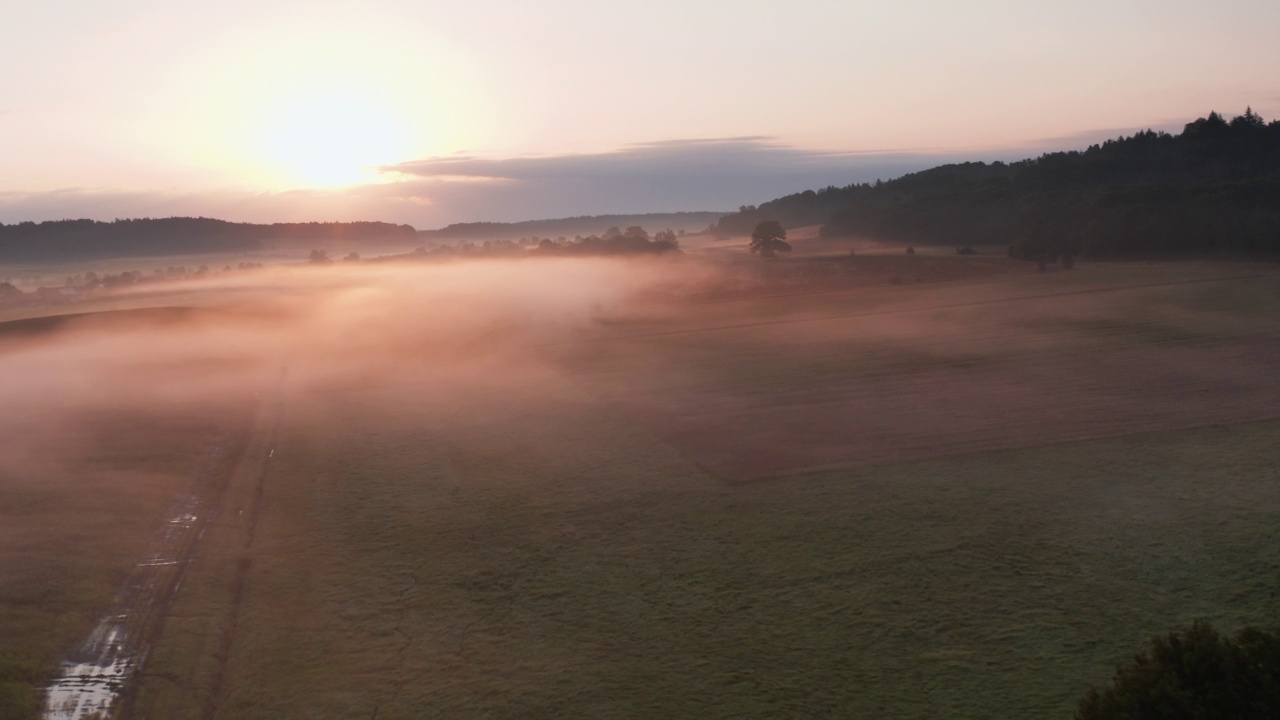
[418,213,712,242]
[383,226,681,261]
[0,217,417,262]
[712,108,1280,259]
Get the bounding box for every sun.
[165,13,497,190]
[257,86,412,187]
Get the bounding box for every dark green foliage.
[749,220,791,258]
[622,226,649,241]
[653,228,679,248]
[0,218,417,263]
[709,109,1280,258]
[1077,621,1280,720]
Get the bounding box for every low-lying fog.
[0,256,722,477]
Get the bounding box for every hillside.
[0,218,417,263]
[711,108,1280,258]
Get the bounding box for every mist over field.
[0,256,715,477]
[2,244,1279,719]
[3,254,729,717]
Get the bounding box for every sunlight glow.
[152,10,497,191]
[258,86,411,187]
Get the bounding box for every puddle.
[43,622,136,719]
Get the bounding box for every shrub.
[1077,620,1280,720]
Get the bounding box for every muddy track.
[42,414,256,720]
[200,372,286,720]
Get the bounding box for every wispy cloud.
[386,137,943,183]
[373,137,984,224]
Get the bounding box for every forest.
[0,218,417,262]
[711,108,1280,258]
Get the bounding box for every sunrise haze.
[2,0,1279,226]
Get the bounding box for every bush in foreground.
[1077,620,1280,720]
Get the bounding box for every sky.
[1,0,1278,228]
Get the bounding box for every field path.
[42,437,248,720]
[198,369,287,720]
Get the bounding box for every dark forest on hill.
[712,108,1280,258]
[0,218,417,262]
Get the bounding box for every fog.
[9,251,1275,487]
[0,255,726,479]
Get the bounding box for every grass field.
[136,258,1280,718]
[132,385,1280,719]
[1,255,1278,718]
[570,262,1280,479]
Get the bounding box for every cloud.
[383,137,966,219]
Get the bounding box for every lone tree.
[1077,620,1280,720]
[749,220,791,258]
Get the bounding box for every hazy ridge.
[0,219,417,263]
[0,213,726,265]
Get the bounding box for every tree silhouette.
[1077,620,1280,720]
[653,229,679,249]
[749,220,791,258]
